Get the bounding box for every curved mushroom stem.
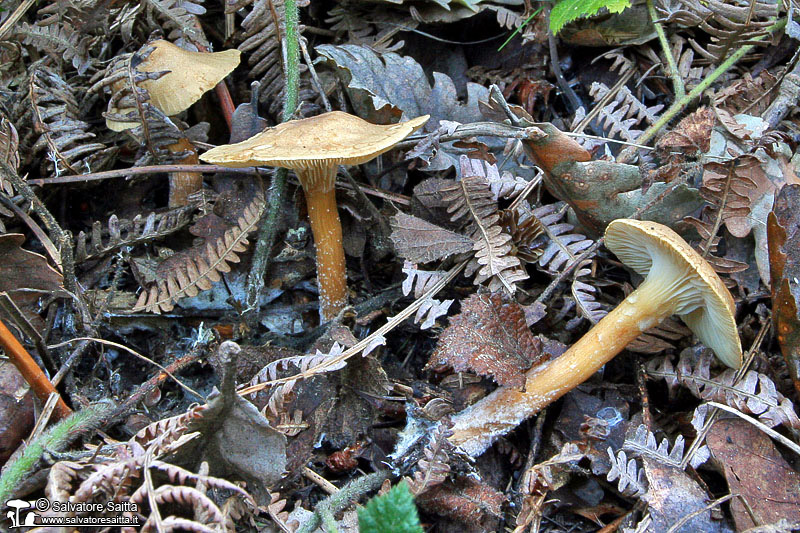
[450,277,680,456]
[298,167,347,320]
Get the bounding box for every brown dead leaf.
[707,418,800,530]
[767,184,800,396]
[427,292,542,388]
[416,476,505,529]
[642,456,723,533]
[0,234,64,329]
[0,359,34,465]
[656,107,715,157]
[389,211,473,264]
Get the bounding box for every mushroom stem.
[450,276,677,455]
[298,167,347,320]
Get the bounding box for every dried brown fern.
[75,205,197,262]
[133,189,266,313]
[18,22,95,75]
[441,157,528,293]
[532,202,595,274]
[233,0,312,118]
[656,0,780,63]
[0,114,20,195]
[29,67,116,177]
[405,420,454,496]
[647,350,800,430]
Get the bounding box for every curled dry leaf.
[767,184,800,395]
[655,106,715,158]
[427,292,543,388]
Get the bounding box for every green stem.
[647,0,684,100]
[297,471,390,533]
[0,402,111,502]
[620,18,787,163]
[244,0,300,322]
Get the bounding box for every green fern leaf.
[358,483,424,533]
[550,0,632,34]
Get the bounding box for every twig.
[0,317,72,420]
[647,0,685,100]
[245,0,300,323]
[300,37,331,112]
[706,401,800,457]
[238,260,466,395]
[28,164,259,186]
[303,466,339,495]
[665,494,735,533]
[618,18,787,163]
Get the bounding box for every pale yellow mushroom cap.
[107,40,240,132]
[199,111,429,177]
[605,219,743,368]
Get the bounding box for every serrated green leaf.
[549,0,633,34]
[358,483,424,533]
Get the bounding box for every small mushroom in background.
[105,40,241,207]
[200,111,429,320]
[449,219,743,456]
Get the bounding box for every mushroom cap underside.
[605,219,742,368]
[199,111,429,168]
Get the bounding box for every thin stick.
[647,0,685,100]
[0,317,72,420]
[28,164,258,186]
[302,466,339,495]
[707,402,800,457]
[244,0,300,322]
[238,260,466,395]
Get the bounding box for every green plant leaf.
[550,0,633,34]
[358,482,424,533]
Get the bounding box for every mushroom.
[106,40,240,207]
[449,219,742,455]
[106,40,241,132]
[200,111,429,319]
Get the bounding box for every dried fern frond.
[29,67,116,177]
[326,4,410,54]
[646,350,800,430]
[117,0,207,46]
[441,157,528,294]
[606,448,647,497]
[0,115,20,195]
[590,82,664,128]
[18,22,94,75]
[624,424,709,469]
[133,189,265,313]
[74,205,198,262]
[656,0,780,63]
[570,260,607,325]
[498,209,545,264]
[532,202,595,274]
[405,420,454,496]
[235,0,312,118]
